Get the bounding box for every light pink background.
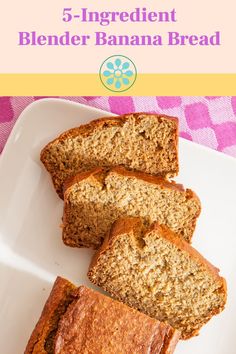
[0,96,236,158]
[1,0,235,73]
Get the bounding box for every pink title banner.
[0,0,235,73]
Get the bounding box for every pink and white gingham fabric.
[0,96,236,157]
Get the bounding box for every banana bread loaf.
[63,166,201,249]
[25,276,180,354]
[41,113,179,198]
[88,217,227,339]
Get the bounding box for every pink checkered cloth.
[1,96,236,157]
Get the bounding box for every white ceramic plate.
[0,99,236,354]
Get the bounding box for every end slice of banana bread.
[25,277,180,354]
[41,113,179,198]
[63,167,201,249]
[88,217,227,339]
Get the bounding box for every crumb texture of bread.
[63,167,201,249]
[88,218,227,339]
[41,113,179,198]
[25,277,179,354]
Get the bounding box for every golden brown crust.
[24,277,76,354]
[41,112,179,199]
[55,285,180,354]
[25,277,179,354]
[160,327,180,354]
[111,166,185,191]
[63,166,187,197]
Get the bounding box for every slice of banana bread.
[88,218,227,340]
[63,166,201,249]
[25,277,180,354]
[41,113,179,198]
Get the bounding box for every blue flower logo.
[99,55,137,92]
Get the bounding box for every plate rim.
[1,97,236,167]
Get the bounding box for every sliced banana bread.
[63,166,201,249]
[25,277,180,354]
[88,217,227,340]
[41,113,179,198]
